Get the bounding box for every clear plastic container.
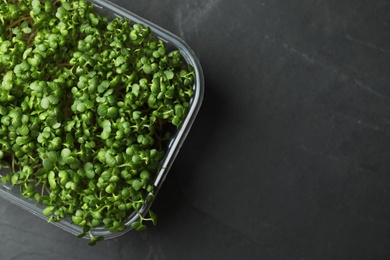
[0,0,204,240]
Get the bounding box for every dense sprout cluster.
[0,0,194,245]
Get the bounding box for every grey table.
[1,0,390,259]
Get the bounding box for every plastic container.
[0,0,204,240]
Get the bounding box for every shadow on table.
[148,72,229,229]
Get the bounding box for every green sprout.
[0,0,194,246]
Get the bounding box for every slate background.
[1,0,390,259]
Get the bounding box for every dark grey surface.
[1,0,390,259]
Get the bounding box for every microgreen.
[0,0,194,246]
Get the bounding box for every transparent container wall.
[0,0,204,240]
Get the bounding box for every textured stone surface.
[1,0,390,259]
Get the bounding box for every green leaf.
[132,84,140,96]
[48,95,59,105]
[164,70,174,80]
[88,238,97,246]
[65,181,77,190]
[40,97,50,109]
[34,193,41,203]
[35,167,47,176]
[172,116,181,126]
[131,221,141,230]
[136,224,147,231]
[76,102,86,113]
[42,158,55,170]
[84,162,93,171]
[48,151,59,161]
[105,152,116,167]
[77,232,87,238]
[11,174,19,185]
[149,210,157,226]
[43,206,55,217]
[140,170,150,180]
[85,170,95,179]
[107,107,118,119]
[61,148,71,158]
[72,215,84,226]
[17,125,30,136]
[49,177,57,190]
[132,179,142,191]
[146,194,155,203]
